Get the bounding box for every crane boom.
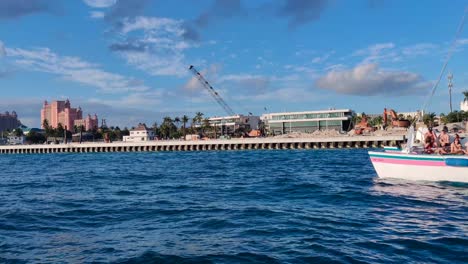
[188,65,236,117]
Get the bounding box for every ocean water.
[0,149,466,264]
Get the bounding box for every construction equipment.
[188,65,236,116]
[354,114,375,135]
[383,108,411,128]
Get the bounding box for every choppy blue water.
[0,149,467,263]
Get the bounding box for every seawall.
[0,136,405,154]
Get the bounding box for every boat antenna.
[419,7,467,121]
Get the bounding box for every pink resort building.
[41,99,98,131]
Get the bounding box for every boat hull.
[368,151,468,183]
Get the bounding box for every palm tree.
[42,119,49,129]
[174,117,181,129]
[439,113,448,124]
[202,118,211,136]
[151,122,159,138]
[193,112,204,133]
[181,115,189,140]
[162,117,171,139]
[42,119,52,138]
[370,116,383,128]
[13,128,23,137]
[423,112,437,126]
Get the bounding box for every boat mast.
[419,8,467,119]
[448,73,453,113]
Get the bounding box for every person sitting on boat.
[437,127,450,154]
[439,129,450,148]
[450,137,464,154]
[424,127,436,153]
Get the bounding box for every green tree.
[174,117,181,128]
[32,131,45,143]
[423,112,437,126]
[56,123,65,138]
[160,117,177,139]
[25,131,46,144]
[370,116,383,127]
[13,128,23,137]
[202,118,212,137]
[151,122,160,138]
[439,113,447,124]
[445,110,463,123]
[193,112,204,133]
[113,126,122,141]
[42,119,54,138]
[122,127,130,137]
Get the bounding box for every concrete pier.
[0,135,405,155]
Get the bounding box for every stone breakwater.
[0,136,405,154]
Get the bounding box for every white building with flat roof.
[261,109,353,135]
[123,123,154,142]
[202,114,260,136]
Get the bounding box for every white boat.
[369,150,468,183]
[369,10,468,183]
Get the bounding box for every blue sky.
[0,0,467,128]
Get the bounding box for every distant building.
[71,132,94,143]
[261,109,353,135]
[74,114,99,131]
[41,99,98,131]
[123,123,154,142]
[7,135,25,145]
[202,114,261,136]
[0,111,21,132]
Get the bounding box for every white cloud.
[352,42,440,64]
[353,43,395,56]
[83,0,116,8]
[284,65,319,78]
[352,42,400,63]
[402,43,437,56]
[120,16,184,35]
[315,63,429,96]
[312,50,335,64]
[324,64,346,71]
[219,74,270,93]
[110,16,196,77]
[89,90,166,108]
[456,38,468,46]
[5,45,149,93]
[234,87,321,103]
[90,11,105,19]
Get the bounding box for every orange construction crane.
[383,108,411,128]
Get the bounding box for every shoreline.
[0,135,405,154]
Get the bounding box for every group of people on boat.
[424,126,467,155]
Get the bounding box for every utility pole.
[448,73,453,113]
[101,119,107,129]
[64,125,68,144]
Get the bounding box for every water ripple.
[0,149,466,263]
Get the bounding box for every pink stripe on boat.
[370,157,446,167]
